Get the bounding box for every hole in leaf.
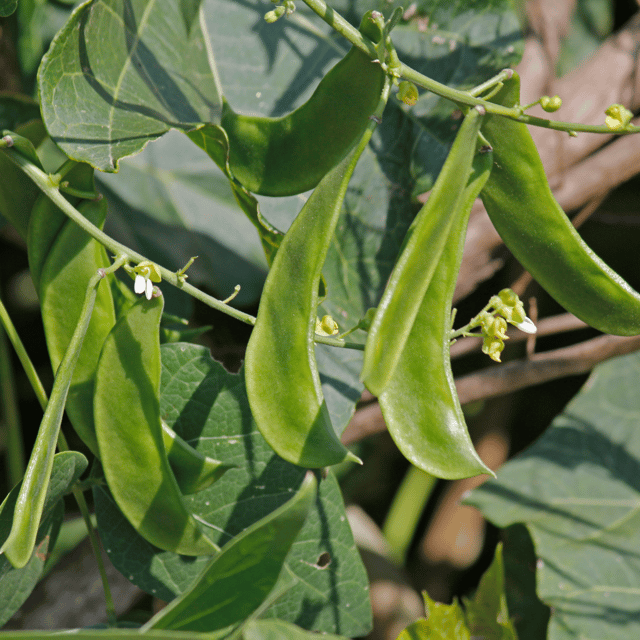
[315,552,331,569]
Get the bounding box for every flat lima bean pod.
[379,146,494,479]
[362,107,485,397]
[94,293,218,556]
[244,78,389,468]
[480,73,640,336]
[221,12,385,197]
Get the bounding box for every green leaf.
[38,0,223,171]
[145,472,317,631]
[240,619,349,640]
[94,343,371,636]
[463,543,517,640]
[98,130,268,307]
[0,119,47,239]
[0,0,16,17]
[468,350,640,640]
[0,451,87,626]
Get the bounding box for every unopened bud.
[397,81,418,106]
[540,95,562,112]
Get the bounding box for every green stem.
[382,464,437,565]
[50,158,79,183]
[52,432,117,624]
[468,69,513,97]
[74,483,118,624]
[0,258,124,568]
[314,334,365,350]
[3,150,256,326]
[300,0,640,135]
[0,293,48,411]
[299,0,377,58]
[0,321,25,486]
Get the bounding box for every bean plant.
[0,0,639,638]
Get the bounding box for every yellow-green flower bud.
[482,335,505,362]
[358,308,377,332]
[264,5,285,22]
[540,95,562,112]
[397,81,418,107]
[498,288,518,307]
[605,104,633,131]
[315,315,339,336]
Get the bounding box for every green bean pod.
[480,73,640,336]
[221,12,385,197]
[34,196,116,455]
[378,147,494,479]
[244,78,390,468]
[94,294,219,556]
[362,107,485,397]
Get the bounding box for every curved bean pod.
[34,196,115,455]
[221,13,385,197]
[362,107,485,397]
[378,146,494,479]
[94,294,218,556]
[480,73,640,336]
[245,78,390,468]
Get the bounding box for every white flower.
[515,317,537,334]
[134,273,154,300]
[131,261,161,300]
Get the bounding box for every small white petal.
[145,278,153,300]
[516,317,537,334]
[134,274,146,294]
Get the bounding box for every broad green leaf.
[38,0,223,171]
[94,343,372,637]
[0,451,87,626]
[468,350,640,640]
[145,472,317,631]
[463,544,517,640]
[241,619,348,640]
[98,129,268,307]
